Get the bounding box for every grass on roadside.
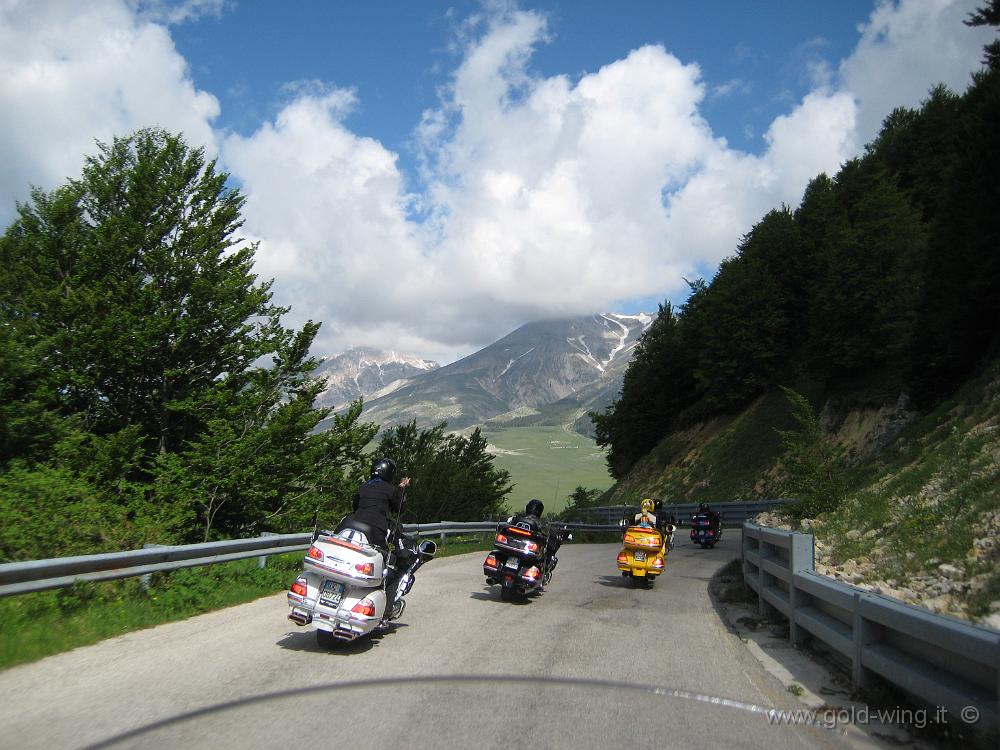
[0,535,501,672]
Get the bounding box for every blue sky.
[0,1,993,363]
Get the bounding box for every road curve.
[0,539,851,749]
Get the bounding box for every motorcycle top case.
[493,521,545,559]
[304,533,386,588]
[622,526,663,552]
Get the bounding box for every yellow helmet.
[640,498,654,513]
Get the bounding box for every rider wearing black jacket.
[344,457,411,625]
[350,458,408,544]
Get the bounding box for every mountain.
[329,313,652,433]
[313,347,439,410]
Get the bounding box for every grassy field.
[480,425,614,514]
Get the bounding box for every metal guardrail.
[0,521,617,597]
[742,523,1000,734]
[566,499,792,525]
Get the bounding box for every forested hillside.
[594,16,999,480]
[593,6,1000,624]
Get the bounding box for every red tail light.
[355,562,374,575]
[496,534,508,544]
[523,566,540,581]
[652,557,664,568]
[307,546,324,561]
[623,534,635,544]
[617,551,628,564]
[507,526,532,536]
[485,555,498,569]
[290,578,308,597]
[526,542,539,552]
[351,598,376,617]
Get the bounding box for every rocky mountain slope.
[313,347,438,409]
[325,313,652,432]
[607,362,1000,628]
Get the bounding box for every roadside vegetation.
[0,536,496,671]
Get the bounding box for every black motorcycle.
[689,511,722,548]
[483,519,571,601]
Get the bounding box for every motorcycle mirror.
[566,533,573,541]
[418,539,437,558]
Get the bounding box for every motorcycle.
[617,524,667,587]
[287,519,436,647]
[483,519,571,601]
[690,511,722,549]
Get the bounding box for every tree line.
[0,130,510,562]
[593,6,1000,480]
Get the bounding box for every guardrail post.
[788,532,814,645]
[140,543,165,590]
[851,592,879,690]
[258,532,278,569]
[758,537,777,619]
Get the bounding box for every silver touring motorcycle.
[287,513,436,647]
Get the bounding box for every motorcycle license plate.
[319,580,345,608]
[504,557,519,570]
[634,551,647,561]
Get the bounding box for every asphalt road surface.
[0,538,853,749]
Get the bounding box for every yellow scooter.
[617,525,666,588]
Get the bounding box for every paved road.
[0,538,850,749]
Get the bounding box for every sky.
[0,0,993,365]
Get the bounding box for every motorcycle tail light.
[523,566,540,581]
[652,557,664,568]
[351,598,376,617]
[617,551,628,564]
[485,555,498,569]
[623,534,635,544]
[355,562,374,575]
[527,542,539,552]
[496,534,507,544]
[290,578,308,597]
[307,546,324,561]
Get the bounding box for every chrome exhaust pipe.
[288,610,312,626]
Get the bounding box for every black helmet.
[371,457,396,483]
[525,499,544,518]
[698,502,710,511]
[654,499,663,511]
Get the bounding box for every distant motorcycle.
[690,511,722,549]
[483,519,571,601]
[287,519,436,647]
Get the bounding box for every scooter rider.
[344,457,412,625]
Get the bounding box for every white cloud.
[841,0,994,143]
[0,0,992,363]
[0,0,218,226]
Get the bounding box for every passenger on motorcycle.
[634,498,657,528]
[341,457,412,625]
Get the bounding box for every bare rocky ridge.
[313,347,439,410]
[318,312,653,433]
